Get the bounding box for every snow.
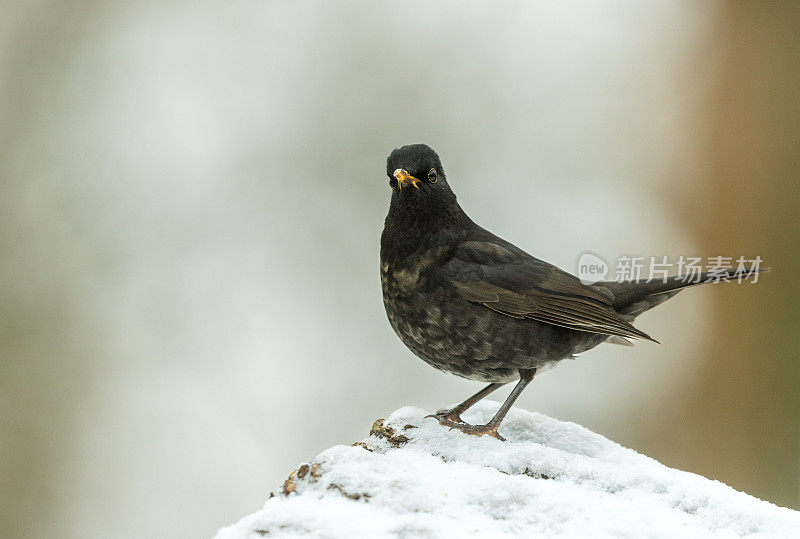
[215,401,800,538]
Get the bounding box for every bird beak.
[393,168,421,190]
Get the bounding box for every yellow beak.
[393,168,421,189]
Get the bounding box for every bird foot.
[425,409,465,425]
[425,414,506,441]
[448,422,506,441]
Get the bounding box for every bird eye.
[428,168,438,183]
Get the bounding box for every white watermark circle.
[577,252,609,285]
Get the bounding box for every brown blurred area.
[1,2,798,538]
[647,2,800,508]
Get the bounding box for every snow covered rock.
[216,401,800,538]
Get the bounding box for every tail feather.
[596,266,768,317]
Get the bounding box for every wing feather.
[443,239,656,342]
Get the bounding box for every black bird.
[380,143,764,440]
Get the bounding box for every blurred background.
[2,1,798,537]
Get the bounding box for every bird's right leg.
[426,382,506,425]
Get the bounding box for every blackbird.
[380,143,764,440]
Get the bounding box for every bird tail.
[598,265,768,317]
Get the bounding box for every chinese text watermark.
[577,254,764,285]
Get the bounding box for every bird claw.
[425,410,465,425]
[425,412,506,441]
[448,422,506,441]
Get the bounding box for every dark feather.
[441,236,656,342]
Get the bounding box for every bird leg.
[443,368,536,441]
[426,382,505,424]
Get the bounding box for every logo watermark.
[577,252,610,284]
[576,254,765,285]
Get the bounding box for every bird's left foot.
[426,416,505,441]
[452,422,505,441]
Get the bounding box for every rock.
[216,401,800,538]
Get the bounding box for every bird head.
[386,144,447,191]
[384,144,465,235]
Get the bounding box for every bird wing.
[440,239,655,341]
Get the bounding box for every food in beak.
[393,168,421,189]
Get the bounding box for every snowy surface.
[216,401,800,538]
